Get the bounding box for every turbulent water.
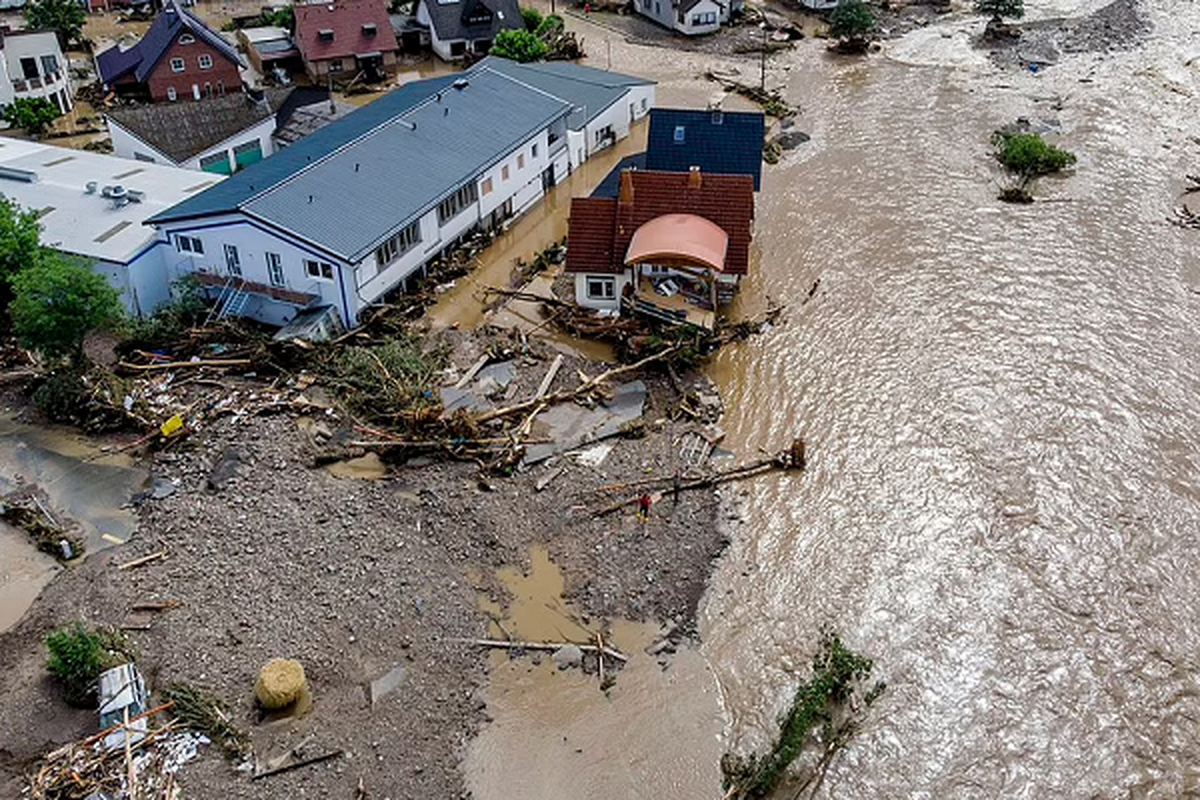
[698,2,1200,796]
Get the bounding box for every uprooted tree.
[992,130,1076,202]
[721,632,885,800]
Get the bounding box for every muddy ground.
[0,331,732,799]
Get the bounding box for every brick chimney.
[688,165,702,189]
[618,169,635,205]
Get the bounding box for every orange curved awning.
[624,213,728,273]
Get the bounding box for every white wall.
[1,31,72,111]
[157,214,354,325]
[678,0,723,34]
[477,129,549,219]
[109,115,278,173]
[573,271,631,311]
[578,83,654,164]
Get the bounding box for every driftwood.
[116,550,167,570]
[251,750,345,780]
[461,637,628,662]
[117,358,253,372]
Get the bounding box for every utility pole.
[760,23,767,90]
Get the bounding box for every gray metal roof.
[476,57,654,127]
[239,67,570,262]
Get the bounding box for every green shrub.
[1,97,60,137]
[45,623,131,707]
[11,254,123,363]
[534,12,564,37]
[992,131,1076,177]
[491,28,549,62]
[520,5,543,31]
[828,0,876,40]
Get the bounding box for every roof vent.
[85,181,98,194]
[453,78,469,90]
[362,22,376,35]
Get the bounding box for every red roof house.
[295,0,400,83]
[565,168,754,328]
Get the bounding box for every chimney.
[688,166,702,189]
[618,170,634,205]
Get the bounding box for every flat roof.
[239,25,291,42]
[0,138,225,264]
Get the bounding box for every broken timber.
[460,637,628,662]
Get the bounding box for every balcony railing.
[191,270,322,307]
[11,71,65,93]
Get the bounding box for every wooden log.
[534,354,564,401]
[116,550,167,570]
[459,637,628,662]
[453,355,490,388]
[117,358,252,372]
[251,750,344,781]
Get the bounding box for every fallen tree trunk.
[459,637,628,662]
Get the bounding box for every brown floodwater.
[465,0,1200,796]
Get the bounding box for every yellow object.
[160,415,184,438]
[256,659,307,710]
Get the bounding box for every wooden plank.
[533,354,564,401]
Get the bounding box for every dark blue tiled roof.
[148,73,460,226]
[591,152,646,198]
[645,108,764,191]
[96,0,244,85]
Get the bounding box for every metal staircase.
[203,277,250,326]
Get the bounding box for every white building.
[148,67,574,328]
[476,57,655,172]
[0,29,73,114]
[106,89,290,174]
[0,139,225,316]
[414,0,522,61]
[632,0,741,36]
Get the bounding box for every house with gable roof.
[414,0,521,61]
[95,0,244,103]
[565,168,754,329]
[633,0,741,35]
[147,67,574,329]
[294,0,401,83]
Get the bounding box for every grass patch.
[162,683,250,758]
[45,623,135,707]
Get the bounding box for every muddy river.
[461,0,1200,795]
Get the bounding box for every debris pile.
[29,707,210,800]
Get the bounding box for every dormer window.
[318,28,335,41]
[673,125,685,144]
[179,33,195,44]
[362,23,377,35]
[711,110,723,125]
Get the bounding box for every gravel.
[0,346,729,799]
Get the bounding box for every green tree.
[828,0,877,40]
[2,97,61,137]
[491,28,549,62]
[992,131,1076,177]
[0,197,45,291]
[520,5,543,31]
[975,0,1024,19]
[11,254,122,363]
[24,0,86,48]
[45,623,126,707]
[264,4,295,31]
[534,12,564,38]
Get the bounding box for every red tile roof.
[295,0,398,63]
[565,170,755,276]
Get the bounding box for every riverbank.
[0,326,740,798]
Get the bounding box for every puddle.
[466,548,726,799]
[0,413,148,633]
[324,452,387,480]
[0,523,60,634]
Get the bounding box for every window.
[450,41,466,56]
[318,28,335,41]
[586,277,616,300]
[437,182,478,225]
[224,244,241,276]
[266,252,284,287]
[170,57,185,72]
[305,259,334,280]
[19,57,36,80]
[329,59,343,73]
[641,97,648,111]
[167,86,178,101]
[691,11,716,24]
[175,235,203,254]
[501,165,510,181]
[179,34,195,44]
[41,54,58,77]
[199,54,213,69]
[134,152,156,163]
[712,109,723,125]
[481,177,493,195]
[374,221,421,272]
[204,82,212,97]
[517,153,525,170]
[673,124,685,144]
[532,143,538,158]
